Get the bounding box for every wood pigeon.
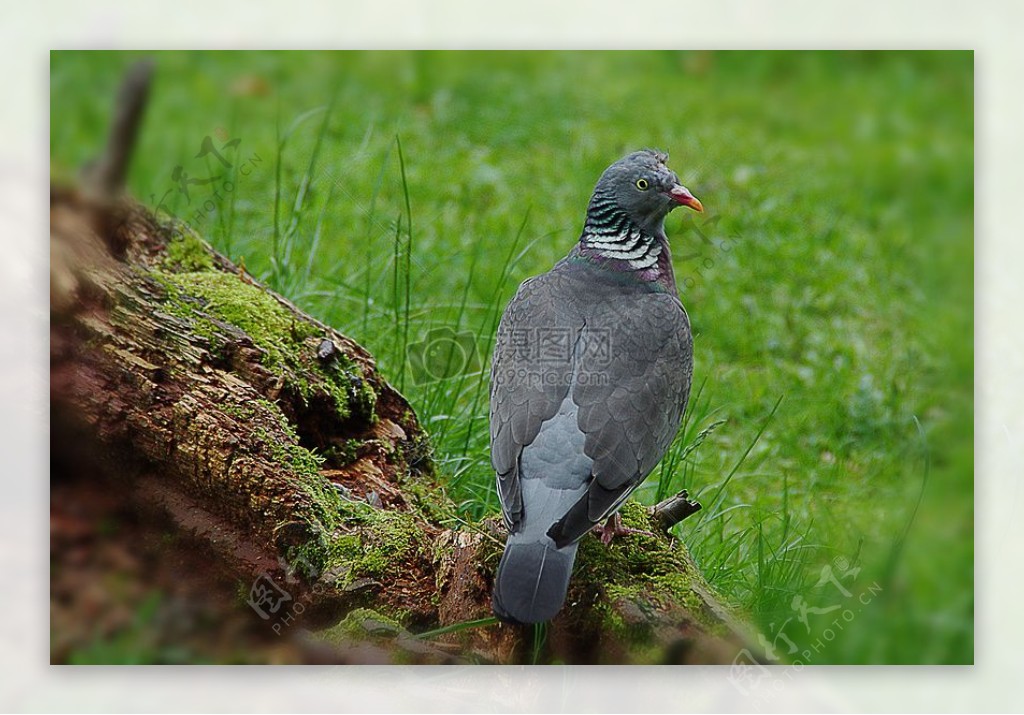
[490,150,703,624]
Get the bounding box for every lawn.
[50,50,974,664]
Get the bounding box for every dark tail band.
[492,538,579,624]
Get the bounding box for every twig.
[650,489,702,531]
[82,58,154,198]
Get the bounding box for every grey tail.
[492,537,579,624]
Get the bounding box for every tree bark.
[49,185,758,666]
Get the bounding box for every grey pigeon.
[490,150,703,624]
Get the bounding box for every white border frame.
[4,1,1011,711]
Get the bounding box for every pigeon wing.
[490,270,583,531]
[548,292,693,546]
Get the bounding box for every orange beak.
[667,184,704,213]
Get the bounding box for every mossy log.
[50,185,759,664]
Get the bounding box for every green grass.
[51,50,973,664]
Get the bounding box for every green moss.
[265,428,326,480]
[220,401,255,421]
[315,351,378,424]
[254,404,425,589]
[149,226,417,628]
[317,607,405,643]
[158,269,317,371]
[327,507,425,588]
[351,376,379,422]
[149,259,407,590]
[396,467,449,524]
[281,500,428,606]
[324,438,361,466]
[152,249,377,426]
[576,500,725,643]
[163,227,215,272]
[238,395,423,593]
[231,398,345,577]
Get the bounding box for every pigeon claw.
[592,512,657,546]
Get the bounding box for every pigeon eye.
[635,178,649,190]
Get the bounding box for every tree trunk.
[50,178,758,666]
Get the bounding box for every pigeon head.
[589,150,703,233]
